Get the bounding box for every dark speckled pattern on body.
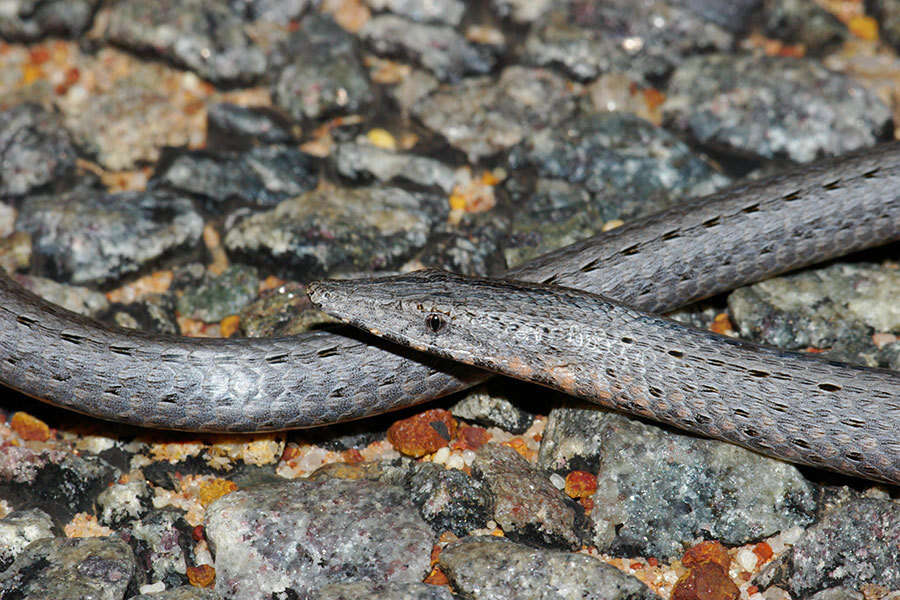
[0,143,899,440]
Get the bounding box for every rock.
[0,103,77,198]
[504,111,728,267]
[762,0,848,55]
[439,536,656,600]
[16,189,203,284]
[104,0,266,85]
[472,444,584,549]
[450,380,537,434]
[360,15,494,82]
[0,536,136,599]
[332,142,458,192]
[128,585,220,600]
[523,0,733,82]
[0,508,56,571]
[224,184,446,280]
[366,0,465,26]
[206,103,295,149]
[13,274,110,316]
[663,54,892,162]
[0,0,98,40]
[154,145,318,210]
[96,480,154,530]
[315,581,455,600]
[411,66,578,162]
[727,263,900,367]
[205,479,434,600]
[0,446,120,524]
[174,265,259,323]
[422,209,510,277]
[272,14,373,120]
[125,510,197,590]
[229,0,311,23]
[405,461,493,536]
[754,497,900,597]
[490,0,553,24]
[536,407,816,560]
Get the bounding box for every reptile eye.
[425,313,446,333]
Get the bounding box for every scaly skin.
[0,143,899,435]
[308,270,900,483]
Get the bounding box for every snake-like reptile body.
[308,270,900,483]
[1,143,899,446]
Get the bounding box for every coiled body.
[308,270,900,483]
[1,143,899,434]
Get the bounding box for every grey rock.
[205,479,434,600]
[97,480,154,530]
[805,588,865,600]
[129,585,220,600]
[523,0,733,82]
[272,14,373,120]
[508,111,729,214]
[663,54,892,162]
[316,581,454,600]
[0,536,136,599]
[237,281,319,337]
[669,0,762,31]
[473,444,584,549]
[755,497,900,597]
[14,274,110,316]
[0,0,97,40]
[491,0,553,23]
[361,15,494,83]
[105,0,266,85]
[727,263,900,367]
[0,508,55,571]
[175,264,259,323]
[16,189,203,284]
[0,103,77,198]
[879,341,900,370]
[229,0,311,23]
[154,145,318,210]
[439,536,655,600]
[224,184,446,280]
[537,405,610,474]
[450,380,537,434]
[98,292,180,336]
[206,103,295,148]
[405,461,493,536]
[387,69,440,114]
[583,410,816,559]
[412,66,578,162]
[504,111,729,267]
[333,142,458,192]
[367,0,465,26]
[0,446,121,524]
[126,510,196,590]
[422,211,510,277]
[762,0,848,55]
[503,178,599,269]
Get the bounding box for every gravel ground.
[0,1,898,599]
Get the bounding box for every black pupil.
[426,314,445,333]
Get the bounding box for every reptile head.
[307,269,538,370]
